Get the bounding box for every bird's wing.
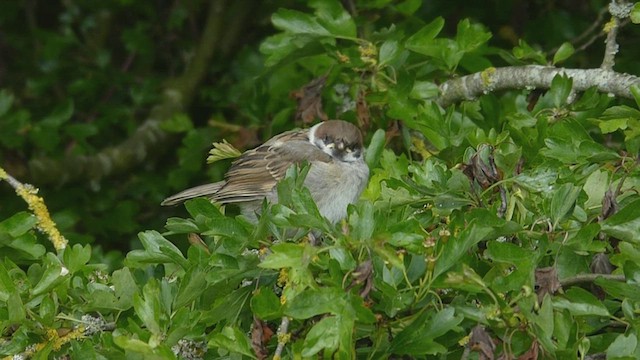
[161,182,225,206]
[212,129,332,203]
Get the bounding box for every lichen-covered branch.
[437,66,640,107]
[0,167,68,251]
[601,0,633,70]
[27,1,235,185]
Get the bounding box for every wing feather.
[211,129,331,203]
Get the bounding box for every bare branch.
[438,66,640,107]
[560,273,625,288]
[601,0,633,70]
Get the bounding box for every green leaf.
[272,9,331,37]
[206,139,242,164]
[349,201,375,241]
[302,316,341,357]
[160,113,193,133]
[0,89,14,117]
[174,266,208,308]
[601,199,640,243]
[549,183,581,228]
[405,17,445,55]
[594,277,640,300]
[0,261,16,301]
[164,217,200,233]
[285,288,346,319]
[0,212,37,237]
[62,244,91,274]
[410,81,440,100]
[8,291,25,323]
[126,230,188,269]
[583,169,609,208]
[631,2,640,24]
[133,279,163,335]
[365,128,386,168]
[41,99,74,127]
[599,118,629,134]
[606,333,638,359]
[112,336,154,354]
[513,39,547,64]
[259,243,315,269]
[112,267,136,310]
[455,19,491,52]
[379,40,401,66]
[535,74,573,110]
[553,287,610,317]
[185,198,224,219]
[389,308,462,355]
[309,0,356,38]
[552,42,575,64]
[630,84,640,108]
[396,0,422,15]
[31,253,68,296]
[250,287,283,320]
[209,326,256,358]
[432,221,493,280]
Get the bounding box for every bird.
[162,120,369,224]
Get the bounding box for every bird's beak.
[336,141,345,151]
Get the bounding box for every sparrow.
[162,120,369,224]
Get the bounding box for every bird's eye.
[323,135,329,142]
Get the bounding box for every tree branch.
[560,273,625,288]
[601,0,633,70]
[27,1,236,185]
[437,66,640,107]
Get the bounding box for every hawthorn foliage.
[1,0,640,359]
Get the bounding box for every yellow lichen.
[15,184,68,251]
[277,268,289,287]
[603,18,616,33]
[480,67,496,87]
[277,332,291,344]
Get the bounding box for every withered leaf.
[346,259,374,298]
[188,233,210,255]
[469,325,495,360]
[290,75,329,125]
[251,316,274,360]
[463,144,501,190]
[590,253,614,300]
[535,266,561,303]
[517,340,539,360]
[356,89,371,131]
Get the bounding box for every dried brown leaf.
[356,89,371,130]
[251,317,274,360]
[290,75,329,125]
[469,325,496,360]
[535,266,561,302]
[517,340,539,360]
[590,253,614,300]
[188,233,210,255]
[346,259,374,298]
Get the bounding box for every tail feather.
[161,182,224,206]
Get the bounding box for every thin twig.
[0,167,68,250]
[273,316,290,360]
[601,0,633,70]
[560,273,625,288]
[548,7,608,55]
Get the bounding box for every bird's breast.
[304,159,369,224]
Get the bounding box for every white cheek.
[342,151,363,163]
